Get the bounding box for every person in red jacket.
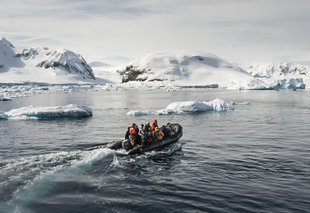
[152,120,158,130]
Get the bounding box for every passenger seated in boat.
[139,124,146,146]
[144,122,151,132]
[153,127,164,142]
[152,120,158,130]
[131,123,143,145]
[166,123,175,136]
[125,127,130,139]
[147,130,153,144]
[139,124,144,137]
[160,125,167,138]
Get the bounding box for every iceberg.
[165,99,234,113]
[231,101,250,105]
[127,99,234,116]
[0,95,12,101]
[126,110,153,116]
[0,104,92,120]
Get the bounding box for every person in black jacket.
[125,127,130,139]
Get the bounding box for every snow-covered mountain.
[247,62,309,89]
[121,51,254,89]
[0,38,96,84]
[1,38,309,89]
[0,38,24,71]
[120,51,310,89]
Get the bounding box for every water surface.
[0,89,309,212]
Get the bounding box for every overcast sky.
[1,0,310,65]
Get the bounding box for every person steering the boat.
[129,125,136,147]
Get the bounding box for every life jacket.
[129,127,136,135]
[156,130,164,140]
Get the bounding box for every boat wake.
[114,141,184,173]
[0,140,183,212]
[0,147,114,212]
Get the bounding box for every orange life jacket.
[129,127,136,135]
[157,130,164,140]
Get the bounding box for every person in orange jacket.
[129,124,137,147]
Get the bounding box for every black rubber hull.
[110,124,183,155]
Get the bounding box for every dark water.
[0,89,310,213]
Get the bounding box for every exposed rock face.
[122,65,147,83]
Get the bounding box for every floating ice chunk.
[0,95,12,101]
[2,104,92,120]
[127,110,153,116]
[231,101,250,105]
[156,109,174,115]
[166,99,234,113]
[127,99,234,116]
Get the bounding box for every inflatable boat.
[110,123,183,155]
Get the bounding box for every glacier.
[0,104,93,120]
[246,62,309,89]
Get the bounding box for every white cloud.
[1,0,310,65]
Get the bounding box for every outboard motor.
[122,139,131,151]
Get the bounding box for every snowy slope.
[247,62,309,89]
[121,51,254,89]
[0,38,25,72]
[0,38,96,84]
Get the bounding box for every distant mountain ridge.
[0,38,96,83]
[1,38,309,89]
[122,51,253,89]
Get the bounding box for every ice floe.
[127,110,153,116]
[231,101,250,105]
[0,104,92,120]
[0,94,12,101]
[127,99,234,116]
[165,99,234,113]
